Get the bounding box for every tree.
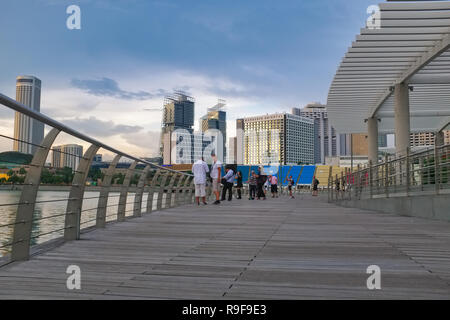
[19,167,27,175]
[40,168,54,184]
[6,169,14,177]
[8,174,20,184]
[57,167,74,184]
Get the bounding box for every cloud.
[121,130,161,157]
[71,77,159,100]
[61,116,143,137]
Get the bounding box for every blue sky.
[0,0,377,157]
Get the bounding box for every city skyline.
[0,0,377,159]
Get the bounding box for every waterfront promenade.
[0,194,449,299]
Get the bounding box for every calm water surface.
[0,190,156,257]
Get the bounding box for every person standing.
[312,176,320,196]
[221,167,235,201]
[192,157,209,205]
[235,171,243,199]
[256,167,266,200]
[248,171,257,200]
[210,153,222,205]
[270,174,278,198]
[287,175,295,199]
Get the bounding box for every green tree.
[19,167,27,175]
[6,169,14,177]
[40,168,54,184]
[8,174,20,184]
[57,167,74,184]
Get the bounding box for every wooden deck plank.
[0,195,449,299]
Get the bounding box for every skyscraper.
[199,100,226,159]
[52,144,83,171]
[239,113,314,165]
[160,91,195,159]
[13,76,44,155]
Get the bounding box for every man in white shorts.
[210,153,222,205]
[192,157,209,205]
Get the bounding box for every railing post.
[340,170,344,200]
[64,144,100,241]
[183,176,193,204]
[405,147,410,196]
[11,128,60,262]
[96,154,121,228]
[117,161,138,222]
[384,154,389,198]
[369,160,373,199]
[146,169,161,214]
[327,166,332,202]
[165,173,179,209]
[175,175,187,207]
[435,143,440,195]
[133,165,151,217]
[157,172,170,210]
[356,164,361,200]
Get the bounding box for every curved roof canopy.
[327,1,450,134]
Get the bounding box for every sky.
[0,0,380,159]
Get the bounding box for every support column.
[11,128,60,261]
[367,117,379,164]
[435,130,445,147]
[394,83,411,156]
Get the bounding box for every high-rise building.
[160,92,195,158]
[236,119,244,164]
[13,76,44,155]
[292,103,387,163]
[228,137,237,164]
[200,100,227,159]
[52,144,83,171]
[162,130,222,164]
[239,113,314,165]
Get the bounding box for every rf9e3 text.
[226,305,267,316]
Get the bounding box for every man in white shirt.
[210,153,222,205]
[192,157,209,205]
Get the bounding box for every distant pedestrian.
[312,176,319,196]
[287,175,295,199]
[264,176,270,196]
[247,170,257,200]
[192,157,209,205]
[235,171,243,199]
[256,167,266,200]
[221,167,235,201]
[210,153,222,205]
[269,174,278,198]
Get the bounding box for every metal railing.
[328,143,450,202]
[0,93,195,264]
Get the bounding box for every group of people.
[192,156,320,205]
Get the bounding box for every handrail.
[0,92,196,264]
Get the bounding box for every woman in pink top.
[269,175,278,198]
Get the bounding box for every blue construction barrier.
[298,165,316,185]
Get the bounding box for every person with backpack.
[256,167,266,200]
[221,167,235,202]
[247,170,257,200]
[287,175,295,199]
[312,176,320,196]
[235,171,243,199]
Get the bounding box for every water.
[0,190,155,258]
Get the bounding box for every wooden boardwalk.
[1,194,450,299]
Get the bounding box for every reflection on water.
[0,190,156,258]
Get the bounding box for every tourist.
[256,167,266,200]
[287,175,294,199]
[210,153,222,205]
[312,176,319,196]
[221,167,235,201]
[235,171,243,199]
[264,176,270,196]
[192,157,209,205]
[269,174,278,198]
[248,171,257,200]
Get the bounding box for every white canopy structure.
[327,1,450,161]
